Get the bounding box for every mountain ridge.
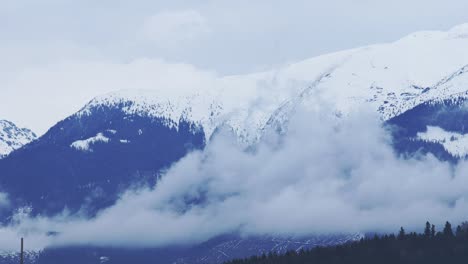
[72,23,468,146]
[0,120,36,158]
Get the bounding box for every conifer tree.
[456,225,463,237]
[226,220,468,264]
[424,221,431,237]
[443,221,454,237]
[398,227,406,240]
[461,221,468,237]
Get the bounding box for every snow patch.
[417,126,468,157]
[70,133,110,152]
[100,256,110,263]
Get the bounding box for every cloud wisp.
[2,108,468,250]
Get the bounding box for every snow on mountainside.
[70,132,110,152]
[78,24,468,144]
[417,126,468,158]
[0,120,36,158]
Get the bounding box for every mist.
[2,108,468,251]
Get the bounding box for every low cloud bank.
[2,108,468,250]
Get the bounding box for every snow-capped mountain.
[1,23,468,216]
[80,24,468,145]
[0,120,36,158]
[0,106,205,215]
[1,23,468,264]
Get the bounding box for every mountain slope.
[387,96,468,160]
[0,120,36,158]
[80,24,468,145]
[0,107,205,216]
[0,234,362,264]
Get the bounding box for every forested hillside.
[226,221,468,264]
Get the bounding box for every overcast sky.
[2,0,468,133]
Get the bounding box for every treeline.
[226,221,468,264]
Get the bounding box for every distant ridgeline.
[387,96,468,161]
[226,221,468,264]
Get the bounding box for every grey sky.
[1,0,468,132]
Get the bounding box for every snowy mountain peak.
[78,82,290,144]
[77,23,468,144]
[448,23,468,39]
[0,120,37,158]
[78,89,223,140]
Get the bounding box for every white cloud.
[2,108,468,249]
[0,193,10,209]
[0,58,218,134]
[141,10,211,46]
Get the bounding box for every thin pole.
[20,237,23,264]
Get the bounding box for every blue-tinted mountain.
[388,95,468,161]
[0,103,205,216]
